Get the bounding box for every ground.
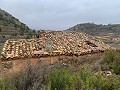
[0,53,102,76]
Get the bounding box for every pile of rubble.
[1,31,113,59]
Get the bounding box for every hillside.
[66,23,120,35]
[0,9,33,42]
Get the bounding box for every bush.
[103,50,120,75]
[103,50,116,65]
[47,68,73,90]
[0,62,50,90]
[73,66,95,90]
[112,53,120,75]
[47,66,120,90]
[0,61,120,90]
[75,66,120,90]
[0,77,16,90]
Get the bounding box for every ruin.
[1,31,113,59]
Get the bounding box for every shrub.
[0,60,120,90]
[0,77,16,90]
[0,61,50,90]
[103,50,116,65]
[73,66,95,90]
[102,50,120,75]
[112,53,120,75]
[47,68,73,90]
[74,66,120,90]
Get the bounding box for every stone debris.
[1,31,113,59]
[102,71,112,76]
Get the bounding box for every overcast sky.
[0,0,120,30]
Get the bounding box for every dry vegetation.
[0,50,120,90]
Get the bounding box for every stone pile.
[1,31,113,59]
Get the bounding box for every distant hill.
[0,8,34,43]
[0,9,31,35]
[66,23,120,35]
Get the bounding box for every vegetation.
[0,9,31,33]
[0,50,120,90]
[0,65,120,90]
[0,8,36,43]
[48,68,73,90]
[102,50,120,75]
[66,23,120,35]
[26,32,32,39]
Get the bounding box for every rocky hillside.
[66,23,120,36]
[1,31,112,59]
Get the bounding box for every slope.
[0,8,32,42]
[66,23,120,35]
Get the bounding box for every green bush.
[77,67,120,90]
[0,77,16,90]
[103,50,116,65]
[73,66,95,90]
[103,50,120,75]
[112,53,120,75]
[47,68,73,90]
[47,66,120,90]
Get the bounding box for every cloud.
[0,0,120,30]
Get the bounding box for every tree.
[12,33,17,36]
[0,13,3,19]
[26,34,31,39]
[26,32,32,39]
[32,30,36,33]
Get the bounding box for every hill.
[0,8,33,42]
[65,23,120,49]
[66,23,120,36]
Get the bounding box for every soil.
[0,53,103,76]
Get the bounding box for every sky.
[0,0,120,30]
